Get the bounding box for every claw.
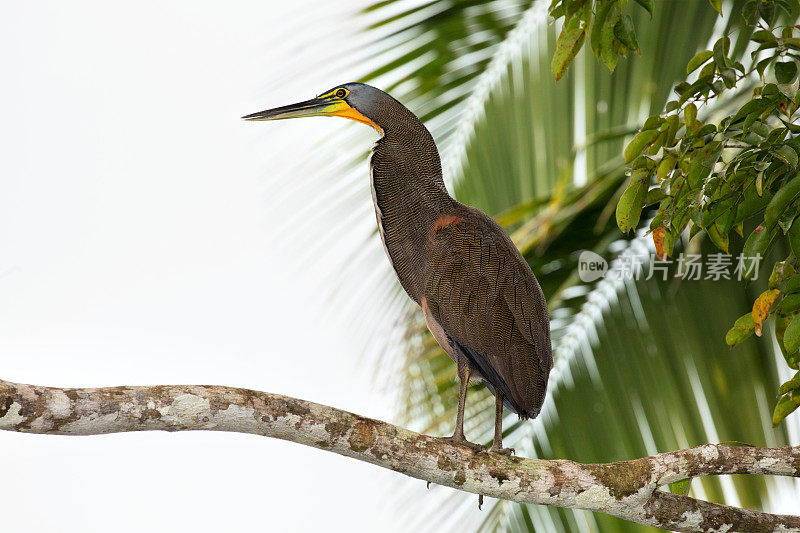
[478,494,484,510]
[489,445,515,456]
[441,435,485,452]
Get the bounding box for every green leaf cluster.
[613,0,800,425]
[549,0,645,80]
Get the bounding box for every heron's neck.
[369,123,454,302]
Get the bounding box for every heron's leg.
[488,390,514,455]
[442,356,483,451]
[452,357,470,440]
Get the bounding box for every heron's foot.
[441,434,484,452]
[488,445,515,456]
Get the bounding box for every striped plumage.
[244,82,552,452]
[423,209,551,418]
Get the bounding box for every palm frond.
[270,0,798,530]
[349,1,799,531]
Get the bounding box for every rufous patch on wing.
[432,214,464,232]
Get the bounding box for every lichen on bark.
[1,378,798,532]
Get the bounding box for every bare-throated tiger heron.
[244,83,552,453]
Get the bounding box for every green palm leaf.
[281,0,799,530]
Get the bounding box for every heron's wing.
[423,210,551,417]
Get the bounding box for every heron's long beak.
[242,94,382,132]
[241,96,349,121]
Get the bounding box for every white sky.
[0,2,425,531]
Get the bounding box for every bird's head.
[242,82,383,133]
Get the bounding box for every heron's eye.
[336,89,347,98]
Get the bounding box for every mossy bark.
[1,379,798,532]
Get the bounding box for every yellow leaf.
[653,225,667,260]
[752,289,781,337]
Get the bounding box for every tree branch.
[1,379,798,532]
